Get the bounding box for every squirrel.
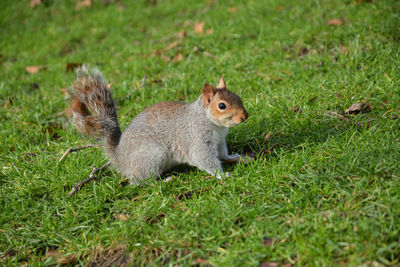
[66,66,249,184]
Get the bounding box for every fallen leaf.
[293,106,303,113]
[176,30,187,39]
[263,237,278,247]
[340,45,348,54]
[163,41,180,52]
[274,5,284,11]
[194,22,205,34]
[196,257,211,266]
[3,98,13,108]
[328,18,344,26]
[384,73,392,82]
[176,187,212,201]
[260,262,278,267]
[264,133,271,140]
[206,28,214,35]
[113,213,129,221]
[44,250,76,265]
[25,65,47,74]
[75,0,92,11]
[344,102,372,114]
[227,7,239,12]
[161,55,170,62]
[145,212,165,224]
[66,63,82,72]
[173,53,184,63]
[298,47,309,56]
[202,51,217,59]
[30,0,42,7]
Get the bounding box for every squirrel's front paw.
[216,172,231,180]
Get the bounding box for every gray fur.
[69,67,247,184]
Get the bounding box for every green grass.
[1,0,400,265]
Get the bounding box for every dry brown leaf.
[293,106,303,113]
[176,30,187,39]
[384,73,392,82]
[87,244,129,267]
[227,7,239,12]
[75,0,92,11]
[263,237,278,247]
[176,187,212,201]
[3,98,13,108]
[344,102,372,114]
[25,65,47,74]
[328,18,344,26]
[340,45,348,54]
[44,250,76,265]
[30,0,42,7]
[298,47,309,57]
[113,213,129,221]
[66,63,83,72]
[202,51,217,59]
[260,262,279,267]
[195,257,211,266]
[161,55,170,62]
[206,28,214,35]
[164,41,180,51]
[173,53,184,63]
[146,212,166,224]
[264,133,271,140]
[194,22,205,34]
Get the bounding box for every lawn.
[1,0,400,265]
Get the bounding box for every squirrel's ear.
[216,77,226,89]
[202,83,215,106]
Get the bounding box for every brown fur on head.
[202,78,248,128]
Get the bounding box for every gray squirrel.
[67,66,249,184]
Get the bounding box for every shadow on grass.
[233,114,364,158]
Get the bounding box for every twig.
[59,145,98,162]
[67,162,111,198]
[324,111,364,127]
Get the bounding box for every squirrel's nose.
[241,111,248,122]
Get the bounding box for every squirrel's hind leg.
[118,143,169,185]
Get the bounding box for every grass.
[1,0,400,265]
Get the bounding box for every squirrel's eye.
[218,103,227,110]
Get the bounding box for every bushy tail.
[66,66,121,154]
